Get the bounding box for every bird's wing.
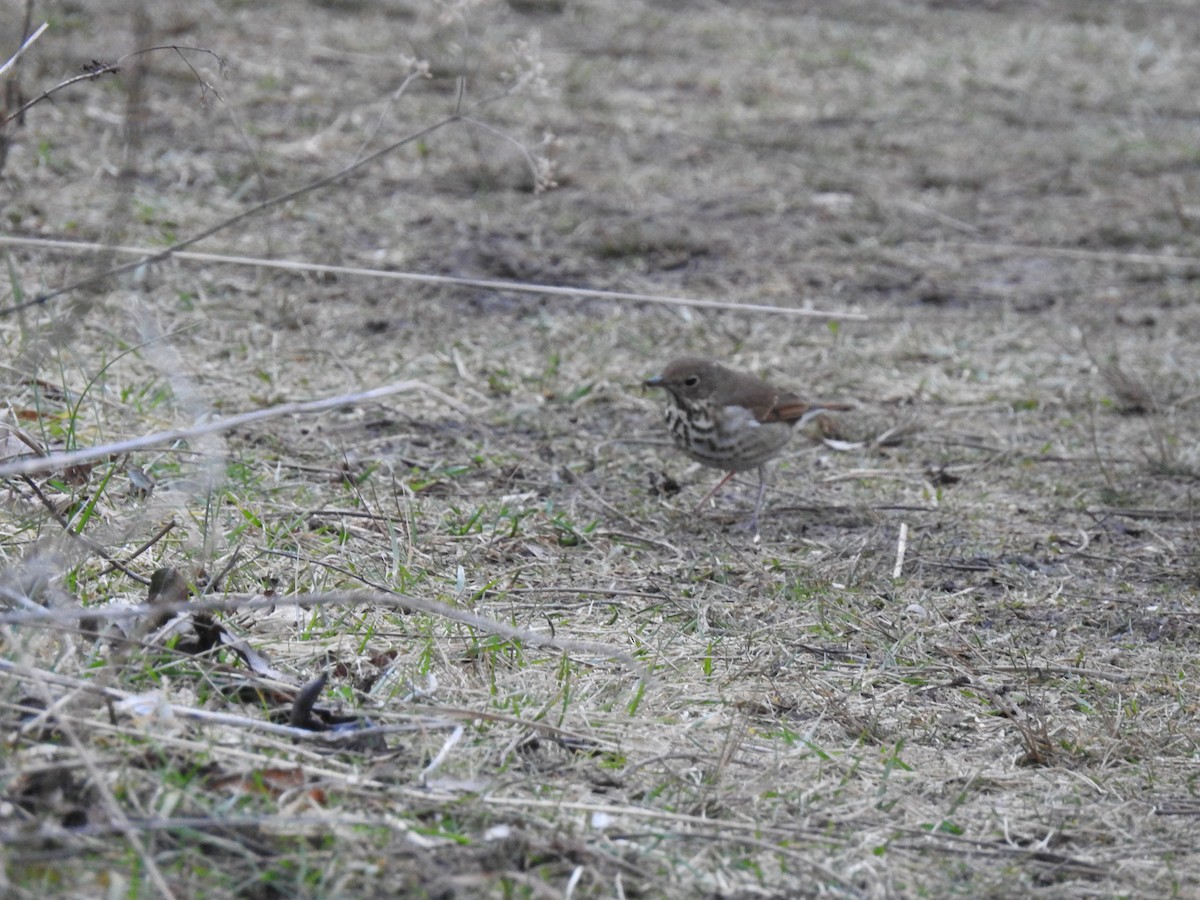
[767,395,852,424]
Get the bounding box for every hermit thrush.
[644,357,849,534]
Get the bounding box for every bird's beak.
[643,374,664,388]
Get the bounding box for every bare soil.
[3,0,1200,897]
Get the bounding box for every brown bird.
[644,357,849,534]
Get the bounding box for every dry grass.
[3,0,1200,897]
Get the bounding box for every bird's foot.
[731,514,761,541]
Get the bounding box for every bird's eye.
[684,375,700,387]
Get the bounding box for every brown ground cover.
[3,1,1200,896]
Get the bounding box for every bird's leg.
[749,464,769,537]
[694,470,737,512]
[730,464,768,538]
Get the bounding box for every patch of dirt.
[2,0,1200,896]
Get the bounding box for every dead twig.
[0,236,868,322]
[0,380,469,479]
[0,590,650,681]
[0,21,48,80]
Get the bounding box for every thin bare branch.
[0,236,867,321]
[0,380,467,478]
[0,21,48,79]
